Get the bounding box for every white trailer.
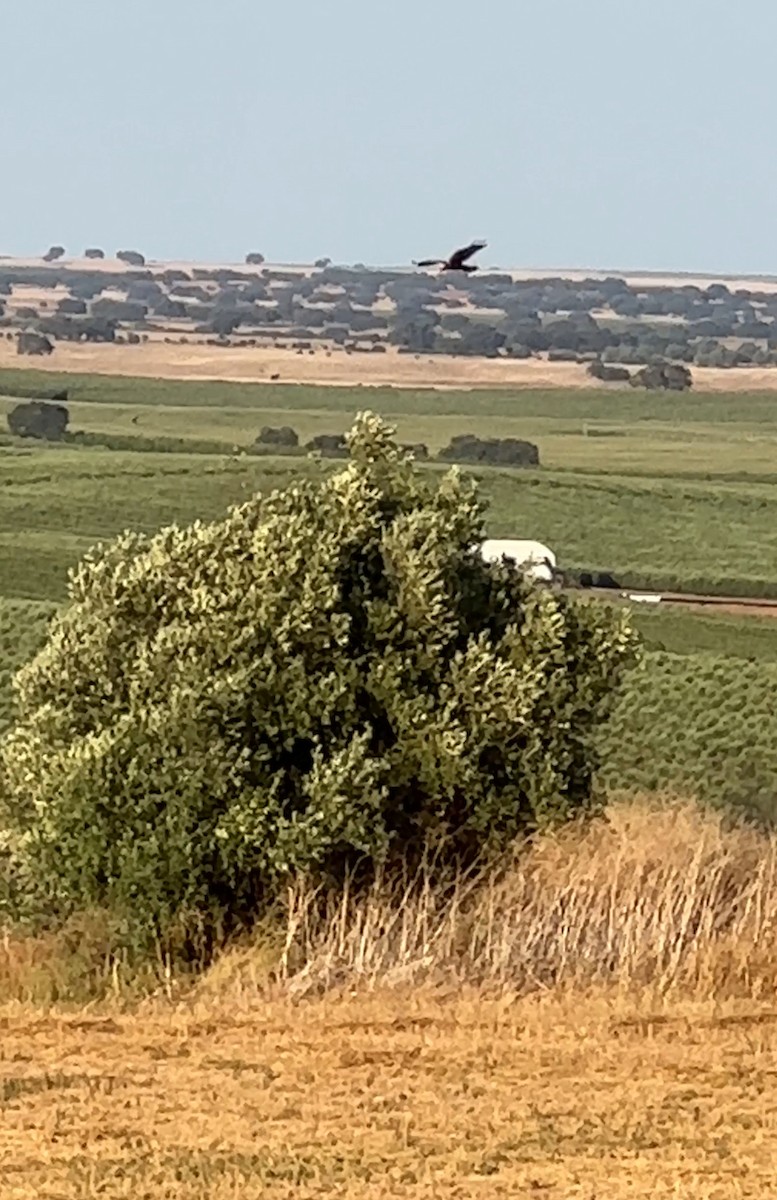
[479,538,557,583]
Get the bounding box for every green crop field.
[0,443,776,602]
[628,603,777,659]
[2,368,777,818]
[600,650,777,821]
[0,597,56,732]
[5,366,777,480]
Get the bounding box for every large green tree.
[0,413,637,948]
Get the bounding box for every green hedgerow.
[0,412,638,949]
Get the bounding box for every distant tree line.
[4,257,777,370]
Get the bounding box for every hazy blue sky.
[5,0,777,273]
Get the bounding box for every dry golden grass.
[3,337,777,392]
[2,798,777,1195]
[0,336,597,389]
[261,797,777,1000]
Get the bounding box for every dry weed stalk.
[264,796,777,999]
[2,795,776,1007]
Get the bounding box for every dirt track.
[590,588,777,620]
[678,600,777,619]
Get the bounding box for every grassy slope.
[601,650,777,819]
[630,604,777,659]
[6,372,777,597]
[3,371,777,813]
[0,598,56,731]
[3,444,777,600]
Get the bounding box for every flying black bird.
[413,240,487,273]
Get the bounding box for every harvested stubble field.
[2,992,776,1198]
[2,801,777,1198]
[5,331,777,393]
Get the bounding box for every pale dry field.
[508,266,777,295]
[3,338,777,392]
[0,337,589,389]
[1,990,775,1199]
[2,800,777,1197]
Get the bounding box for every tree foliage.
[438,434,540,467]
[57,297,87,315]
[0,415,637,947]
[117,250,146,267]
[16,331,54,357]
[255,425,299,448]
[7,400,68,440]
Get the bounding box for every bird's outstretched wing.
[447,240,487,269]
[413,258,445,267]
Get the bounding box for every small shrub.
[7,400,68,440]
[438,434,540,468]
[0,414,637,953]
[631,363,693,391]
[587,361,632,382]
[306,432,348,456]
[255,425,299,448]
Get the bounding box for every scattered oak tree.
[116,250,146,267]
[16,331,54,356]
[7,400,68,440]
